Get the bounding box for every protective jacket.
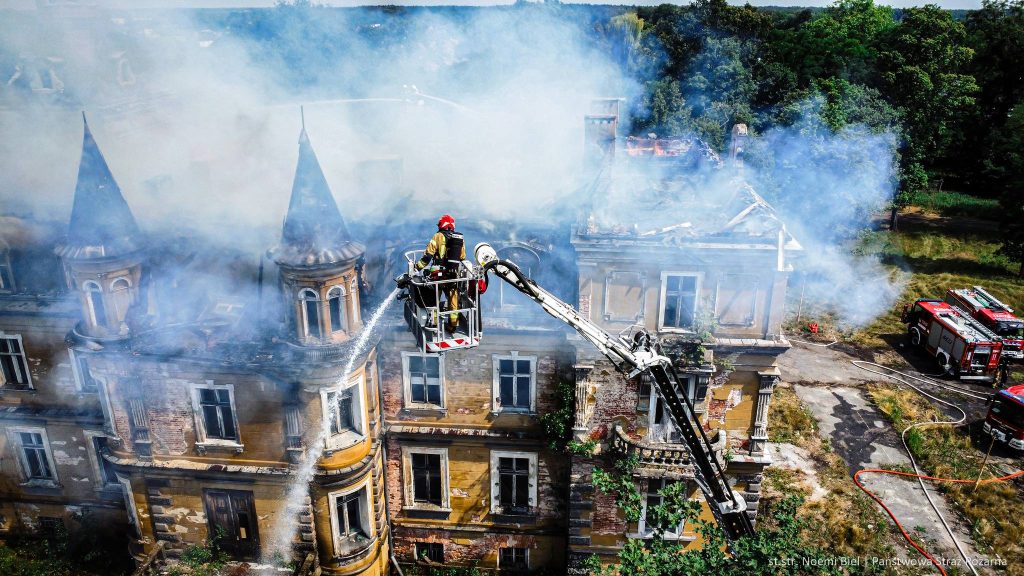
[416,230,466,272]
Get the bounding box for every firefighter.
[416,214,466,332]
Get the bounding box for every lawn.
[902,190,1002,221]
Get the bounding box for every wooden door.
[203,489,259,560]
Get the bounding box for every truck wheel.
[938,353,953,376]
[909,327,922,346]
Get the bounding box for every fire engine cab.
[901,299,1004,381]
[984,384,1024,450]
[945,287,1024,360]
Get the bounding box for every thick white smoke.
[0,6,634,253]
[0,4,901,327]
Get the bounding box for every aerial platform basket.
[397,250,483,354]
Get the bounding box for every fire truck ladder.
[972,286,1014,313]
[474,244,755,543]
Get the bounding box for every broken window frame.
[0,249,14,293]
[320,373,366,451]
[82,280,108,329]
[7,426,58,486]
[489,450,537,515]
[498,547,530,572]
[657,272,702,332]
[491,352,537,413]
[68,348,97,393]
[299,288,322,340]
[83,430,120,491]
[403,446,450,510]
[190,382,243,450]
[109,277,132,325]
[0,333,32,390]
[636,478,690,539]
[402,351,444,409]
[328,481,374,556]
[116,474,141,538]
[415,542,444,564]
[327,285,347,334]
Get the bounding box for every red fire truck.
[901,299,1004,381]
[945,287,1024,360]
[984,384,1024,450]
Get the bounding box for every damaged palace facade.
[0,103,800,574]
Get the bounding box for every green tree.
[878,5,979,164]
[967,0,1024,127]
[586,495,843,576]
[771,0,895,87]
[996,103,1024,275]
[876,4,978,228]
[683,35,757,148]
[608,12,648,74]
[638,78,693,136]
[962,0,1024,188]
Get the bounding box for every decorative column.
[572,364,596,441]
[749,369,780,455]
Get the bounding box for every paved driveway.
[779,341,996,574]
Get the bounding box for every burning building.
[566,103,800,569]
[1,115,390,574]
[0,98,799,575]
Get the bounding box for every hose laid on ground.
[850,361,1020,576]
[853,467,1024,576]
[853,361,988,401]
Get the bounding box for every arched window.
[110,277,132,321]
[300,289,321,339]
[0,245,13,293]
[497,247,541,308]
[328,286,346,334]
[83,281,107,328]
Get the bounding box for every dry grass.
[868,384,1024,575]
[847,228,1024,350]
[767,384,818,445]
[786,213,1024,352]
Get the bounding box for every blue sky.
[0,0,987,10]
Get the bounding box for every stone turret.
[56,114,144,339]
[270,123,364,345]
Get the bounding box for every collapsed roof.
[580,134,802,252]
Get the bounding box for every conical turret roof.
[273,126,363,267]
[56,114,143,260]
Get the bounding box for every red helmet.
[438,214,455,231]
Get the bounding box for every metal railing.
[612,423,727,472]
[403,250,482,352]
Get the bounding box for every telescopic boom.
[474,243,754,543]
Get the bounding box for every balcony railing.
[612,423,727,473]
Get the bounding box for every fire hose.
[851,361,1021,576]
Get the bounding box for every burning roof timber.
[579,133,802,254]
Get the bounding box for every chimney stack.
[583,100,622,172]
[729,123,749,166]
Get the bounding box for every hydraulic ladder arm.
[474,244,755,543]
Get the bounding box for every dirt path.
[779,340,997,574]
